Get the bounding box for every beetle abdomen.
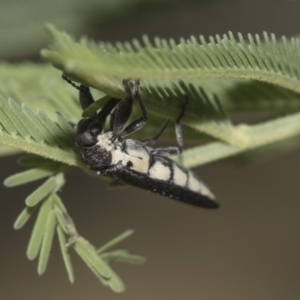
[106,158,218,209]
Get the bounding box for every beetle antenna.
[62,74,96,109]
[61,74,82,90]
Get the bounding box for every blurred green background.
[1,1,300,299]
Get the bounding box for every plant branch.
[175,111,300,167]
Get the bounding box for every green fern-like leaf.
[0,95,79,165]
[42,25,300,98]
[2,28,300,166]
[3,25,300,292]
[7,165,145,291]
[26,195,53,260]
[0,63,83,122]
[40,25,300,148]
[56,225,75,283]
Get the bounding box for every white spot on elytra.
[172,164,187,187]
[188,174,201,191]
[119,139,150,173]
[149,162,171,181]
[188,172,215,200]
[113,148,125,164]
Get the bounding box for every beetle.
[63,76,218,209]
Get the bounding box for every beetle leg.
[151,146,181,156]
[141,120,170,146]
[119,80,148,140]
[173,95,188,153]
[110,94,133,135]
[150,96,188,156]
[79,85,95,110]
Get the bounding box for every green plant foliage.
[0,95,79,165]
[2,25,300,292]
[172,111,300,167]
[40,25,300,148]
[42,25,300,104]
[8,164,145,291]
[4,165,63,187]
[0,63,83,122]
[26,195,53,260]
[25,173,65,206]
[57,225,75,283]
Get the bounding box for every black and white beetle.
[64,76,218,209]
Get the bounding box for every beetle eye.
[89,123,101,136]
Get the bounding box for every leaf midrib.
[0,130,79,166]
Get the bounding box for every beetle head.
[76,116,115,170]
[76,117,104,148]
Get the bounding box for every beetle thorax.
[96,132,114,152]
[76,131,115,171]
